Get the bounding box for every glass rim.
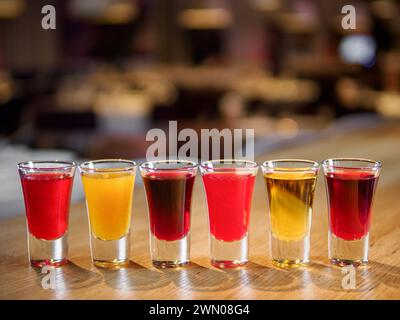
[79,159,137,173]
[262,159,319,172]
[140,159,198,171]
[17,160,76,171]
[322,158,382,171]
[200,159,258,170]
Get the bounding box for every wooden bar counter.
[1,123,400,300]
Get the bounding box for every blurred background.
[0,0,399,216]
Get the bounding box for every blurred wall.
[0,0,61,72]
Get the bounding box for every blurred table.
[1,122,400,299]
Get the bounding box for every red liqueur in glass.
[202,172,255,242]
[200,160,258,268]
[18,161,75,267]
[21,173,73,240]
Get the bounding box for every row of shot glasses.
[17,158,381,269]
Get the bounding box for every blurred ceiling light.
[0,71,13,104]
[0,0,25,19]
[371,0,398,20]
[252,0,281,12]
[276,118,299,138]
[178,8,233,29]
[274,13,317,33]
[219,92,245,118]
[336,78,360,109]
[93,2,138,25]
[69,0,108,17]
[94,91,151,117]
[376,92,400,118]
[339,35,376,67]
[69,0,137,25]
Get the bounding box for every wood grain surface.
[1,123,400,300]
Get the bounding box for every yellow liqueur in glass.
[262,160,318,268]
[82,172,134,241]
[264,172,316,241]
[80,160,136,268]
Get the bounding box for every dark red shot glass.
[322,158,381,267]
[140,160,197,268]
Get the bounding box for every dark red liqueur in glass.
[143,171,195,241]
[326,171,378,241]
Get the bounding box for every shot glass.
[80,159,136,268]
[18,160,76,267]
[262,159,319,268]
[140,160,197,268]
[322,158,381,267]
[200,159,258,268]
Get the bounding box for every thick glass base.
[151,233,190,268]
[28,232,68,268]
[270,233,310,269]
[210,234,248,268]
[329,231,369,267]
[91,233,130,269]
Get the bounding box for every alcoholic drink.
[81,172,134,241]
[80,160,136,268]
[264,172,316,241]
[21,172,73,240]
[200,160,258,268]
[262,160,319,268]
[18,161,76,267]
[142,171,195,242]
[202,172,255,242]
[141,161,197,268]
[326,171,378,241]
[323,158,381,266]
